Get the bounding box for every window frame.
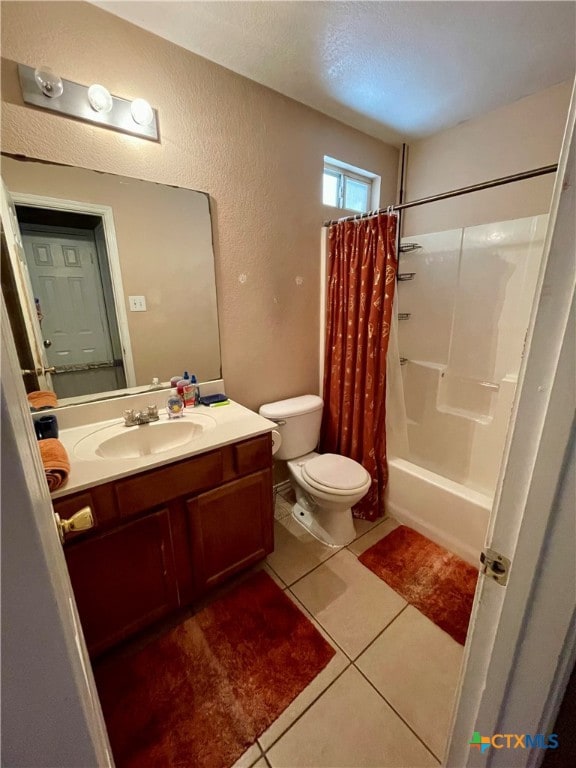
[322,157,380,214]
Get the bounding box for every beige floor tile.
[356,605,464,761]
[290,549,406,659]
[274,497,293,522]
[348,516,400,556]
[266,666,438,767]
[266,517,339,586]
[250,560,287,590]
[352,515,387,539]
[251,759,268,768]
[258,591,350,752]
[231,742,262,768]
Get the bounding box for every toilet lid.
[302,454,370,491]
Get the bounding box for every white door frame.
[1,179,52,389]
[9,191,136,387]
[1,292,112,766]
[446,79,575,767]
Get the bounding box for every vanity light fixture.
[18,63,159,142]
[87,84,113,114]
[130,98,154,127]
[33,66,64,98]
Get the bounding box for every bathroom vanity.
[51,400,275,657]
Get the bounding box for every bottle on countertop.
[176,371,191,401]
[166,389,184,418]
[190,374,200,407]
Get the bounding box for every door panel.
[65,509,180,657]
[23,232,113,364]
[188,470,274,591]
[22,228,125,397]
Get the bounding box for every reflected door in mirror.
[21,224,127,399]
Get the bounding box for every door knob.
[55,506,94,543]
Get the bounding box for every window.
[322,157,378,214]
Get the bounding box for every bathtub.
[385,457,492,566]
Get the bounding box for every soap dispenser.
[190,374,200,407]
[166,389,184,418]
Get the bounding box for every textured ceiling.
[92,1,576,144]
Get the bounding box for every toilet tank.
[259,395,323,461]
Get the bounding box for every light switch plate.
[129,295,147,312]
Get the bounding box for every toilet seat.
[301,454,370,495]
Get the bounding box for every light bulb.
[34,66,64,98]
[88,84,113,114]
[130,98,154,127]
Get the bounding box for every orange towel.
[39,438,70,492]
[28,390,58,409]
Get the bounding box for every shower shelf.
[399,243,422,253]
[398,273,416,281]
[398,313,411,321]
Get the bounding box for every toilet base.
[291,500,356,548]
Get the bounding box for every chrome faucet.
[123,405,159,426]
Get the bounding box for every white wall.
[403,81,572,235]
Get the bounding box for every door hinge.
[480,548,511,586]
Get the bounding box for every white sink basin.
[74,415,217,460]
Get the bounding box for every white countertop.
[52,400,275,499]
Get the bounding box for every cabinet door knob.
[55,506,94,543]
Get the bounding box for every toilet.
[259,395,371,547]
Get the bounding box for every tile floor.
[234,486,465,768]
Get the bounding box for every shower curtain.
[320,212,398,521]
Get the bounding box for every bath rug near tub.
[94,570,335,768]
[359,525,478,645]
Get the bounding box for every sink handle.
[123,409,138,426]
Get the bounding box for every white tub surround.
[395,215,547,495]
[384,214,548,563]
[386,458,492,566]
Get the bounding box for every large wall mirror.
[1,154,222,407]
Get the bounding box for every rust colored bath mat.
[94,570,335,768]
[359,525,478,644]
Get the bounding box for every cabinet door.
[65,509,179,656]
[188,469,273,591]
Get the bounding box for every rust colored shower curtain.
[320,212,398,521]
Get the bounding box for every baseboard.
[273,480,292,494]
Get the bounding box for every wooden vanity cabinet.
[53,433,273,656]
[65,509,180,657]
[188,469,274,592]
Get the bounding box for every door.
[0,291,112,765]
[0,179,52,390]
[188,470,274,591]
[21,226,126,398]
[446,82,575,767]
[65,509,180,657]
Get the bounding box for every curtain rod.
[323,163,558,227]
